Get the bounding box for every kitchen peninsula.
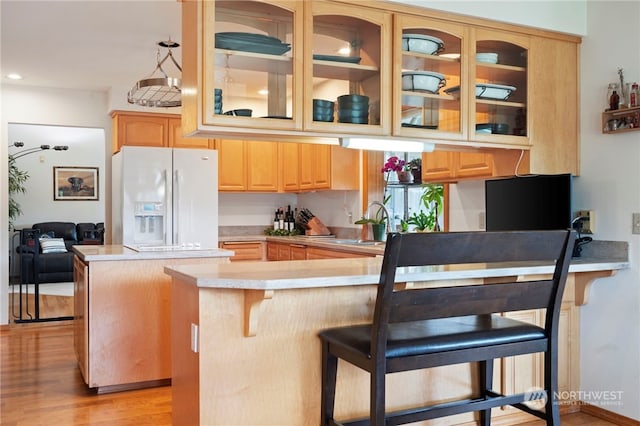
[72,245,233,393]
[166,249,628,426]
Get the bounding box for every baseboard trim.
[580,402,640,426]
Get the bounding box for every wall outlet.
[633,213,640,235]
[575,210,594,234]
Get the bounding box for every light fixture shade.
[340,137,435,153]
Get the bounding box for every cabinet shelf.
[313,60,379,81]
[602,105,640,134]
[214,49,293,74]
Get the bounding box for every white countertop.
[72,244,234,262]
[163,257,630,290]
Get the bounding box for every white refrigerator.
[112,146,218,249]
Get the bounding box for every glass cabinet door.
[472,29,529,144]
[394,16,466,141]
[304,2,391,135]
[204,1,302,130]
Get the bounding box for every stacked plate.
[214,88,222,114]
[313,99,334,122]
[215,32,291,55]
[476,52,499,64]
[337,94,369,124]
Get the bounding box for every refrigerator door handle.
[163,169,170,245]
[173,169,179,244]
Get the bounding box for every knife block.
[304,217,331,236]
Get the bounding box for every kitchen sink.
[332,239,385,246]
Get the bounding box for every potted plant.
[382,155,413,183]
[406,184,443,232]
[8,155,29,231]
[355,196,390,241]
[407,158,422,183]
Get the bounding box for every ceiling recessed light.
[258,89,268,96]
[7,73,23,80]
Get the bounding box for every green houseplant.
[406,183,444,232]
[8,155,29,231]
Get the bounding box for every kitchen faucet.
[365,201,391,233]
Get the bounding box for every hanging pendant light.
[128,40,182,108]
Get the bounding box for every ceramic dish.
[402,71,446,93]
[476,52,499,64]
[402,34,444,55]
[215,33,291,55]
[445,84,516,100]
[313,55,361,64]
[337,94,369,104]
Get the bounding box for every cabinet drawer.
[220,242,265,261]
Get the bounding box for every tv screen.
[485,174,573,231]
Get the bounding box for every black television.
[485,174,573,231]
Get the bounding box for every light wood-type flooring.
[1,294,625,426]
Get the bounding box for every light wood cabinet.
[182,0,581,176]
[422,151,493,182]
[215,139,279,192]
[111,111,213,153]
[280,142,360,192]
[219,241,265,261]
[73,253,229,392]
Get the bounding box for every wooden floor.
[0,295,625,426]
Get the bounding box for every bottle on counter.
[273,210,280,230]
[278,208,285,230]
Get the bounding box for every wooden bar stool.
[319,230,575,426]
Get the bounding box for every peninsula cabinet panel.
[422,151,493,182]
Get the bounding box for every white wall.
[575,1,640,419]
[1,85,110,325]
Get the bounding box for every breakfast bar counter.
[165,254,628,426]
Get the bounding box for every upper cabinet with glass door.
[304,2,391,136]
[393,16,466,141]
[203,1,303,131]
[469,29,529,146]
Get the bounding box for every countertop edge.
[72,245,234,261]
[163,257,630,290]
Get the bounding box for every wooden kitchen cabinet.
[73,252,230,392]
[111,111,213,153]
[168,117,214,149]
[219,241,265,261]
[215,139,279,192]
[267,242,306,261]
[422,151,493,182]
[304,1,391,136]
[393,15,465,141]
[182,0,580,175]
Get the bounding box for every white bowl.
[402,71,446,93]
[475,83,516,100]
[444,83,516,100]
[476,52,499,64]
[402,34,444,55]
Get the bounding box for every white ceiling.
[1,1,182,93]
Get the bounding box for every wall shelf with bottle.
[602,106,640,134]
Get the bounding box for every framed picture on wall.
[53,166,99,201]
